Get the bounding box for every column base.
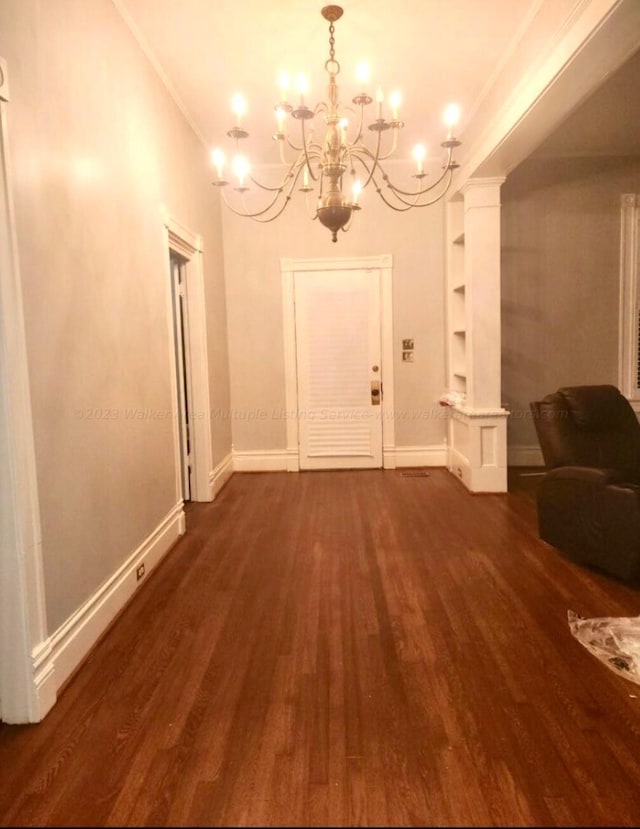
[447,405,509,493]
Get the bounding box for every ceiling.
[116,0,541,166]
[532,43,640,158]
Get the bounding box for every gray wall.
[501,155,640,449]
[0,0,232,632]
[221,161,449,454]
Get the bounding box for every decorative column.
[447,177,509,492]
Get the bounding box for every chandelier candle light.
[211,5,462,242]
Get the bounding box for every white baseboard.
[508,444,544,467]
[232,445,448,472]
[232,449,290,472]
[392,444,448,467]
[29,640,57,722]
[48,501,185,692]
[209,452,233,497]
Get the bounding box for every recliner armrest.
[545,466,627,486]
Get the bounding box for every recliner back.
[531,384,640,480]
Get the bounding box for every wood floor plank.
[2,468,640,826]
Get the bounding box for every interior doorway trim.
[162,211,214,502]
[0,57,56,722]
[281,254,396,471]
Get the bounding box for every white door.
[294,268,383,469]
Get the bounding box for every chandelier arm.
[348,131,394,164]
[286,133,305,152]
[352,101,366,145]
[249,170,296,193]
[241,195,294,223]
[383,157,453,198]
[235,166,305,223]
[277,137,300,167]
[286,107,321,154]
[344,148,377,192]
[248,164,310,222]
[347,131,383,190]
[370,128,384,172]
[350,124,400,162]
[375,127,400,161]
[220,185,287,219]
[372,181,422,212]
[341,214,355,233]
[306,143,323,160]
[341,104,358,127]
[357,156,380,192]
[342,144,355,174]
[278,134,321,169]
[377,167,455,210]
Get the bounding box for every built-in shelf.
[448,201,467,401]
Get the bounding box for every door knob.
[371,379,381,405]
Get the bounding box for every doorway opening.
[170,252,192,502]
[163,213,214,505]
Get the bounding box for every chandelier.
[211,5,462,242]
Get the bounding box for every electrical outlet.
[136,562,145,581]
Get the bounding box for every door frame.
[169,253,193,500]
[619,194,640,409]
[281,254,396,471]
[163,212,213,502]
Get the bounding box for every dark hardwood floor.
[1,467,640,827]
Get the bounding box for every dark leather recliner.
[530,384,640,583]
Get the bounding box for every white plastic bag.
[568,610,640,685]
[438,390,466,407]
